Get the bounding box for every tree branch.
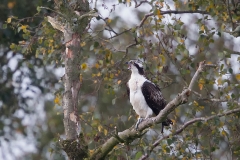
[90,61,216,159]
[139,10,208,27]
[139,106,240,160]
[105,9,208,39]
[133,0,152,8]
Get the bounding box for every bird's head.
[126,59,144,75]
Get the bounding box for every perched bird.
[126,59,173,132]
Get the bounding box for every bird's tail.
[161,118,173,133]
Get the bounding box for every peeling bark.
[63,33,82,140]
[47,0,91,159]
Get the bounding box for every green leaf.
[229,68,233,74]
[167,138,173,145]
[90,45,94,51]
[18,27,22,33]
[112,98,116,105]
[37,6,41,12]
[2,24,7,29]
[220,64,224,71]
[94,41,99,48]
[135,152,142,159]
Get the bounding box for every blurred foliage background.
[1,0,240,159]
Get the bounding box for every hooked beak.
[126,61,131,70]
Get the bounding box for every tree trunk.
[47,0,90,159]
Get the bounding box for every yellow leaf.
[180,39,184,43]
[226,95,230,100]
[235,74,240,81]
[200,25,205,31]
[104,129,108,135]
[95,63,99,69]
[54,95,61,105]
[198,83,203,90]
[193,101,199,106]
[207,61,212,64]
[107,18,112,23]
[157,10,163,20]
[21,25,28,30]
[7,17,11,23]
[81,63,88,70]
[117,80,121,85]
[8,2,15,9]
[159,54,165,64]
[221,130,227,136]
[79,74,83,82]
[89,149,94,155]
[98,125,103,132]
[198,78,205,90]
[110,73,114,79]
[97,72,101,77]
[199,106,204,110]
[80,42,86,47]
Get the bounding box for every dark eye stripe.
[133,63,144,75]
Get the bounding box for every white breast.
[128,74,153,118]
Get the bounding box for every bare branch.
[161,10,208,15]
[138,10,208,27]
[226,0,235,28]
[108,28,132,39]
[134,0,152,8]
[139,107,240,160]
[138,12,154,28]
[116,37,139,66]
[105,9,208,39]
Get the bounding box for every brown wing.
[141,81,166,115]
[126,82,130,100]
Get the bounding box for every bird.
[126,59,173,132]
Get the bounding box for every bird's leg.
[161,123,164,133]
[161,118,173,133]
[135,117,144,130]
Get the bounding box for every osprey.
[126,59,173,132]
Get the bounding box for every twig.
[138,10,208,27]
[117,37,139,66]
[134,0,152,8]
[39,6,65,17]
[226,0,235,29]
